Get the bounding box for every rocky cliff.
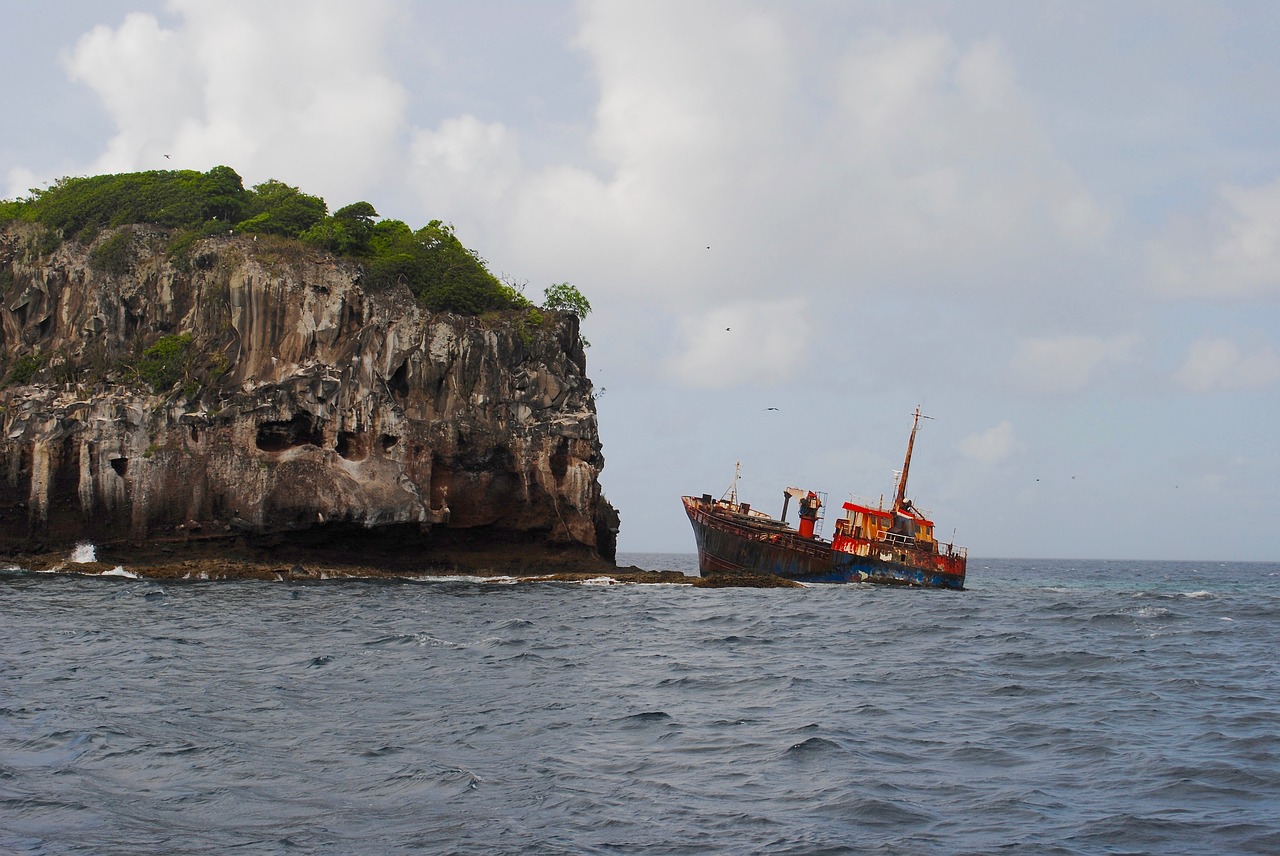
[0,223,618,569]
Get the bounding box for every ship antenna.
[721,461,742,505]
[893,407,932,511]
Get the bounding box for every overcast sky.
[4,1,1279,561]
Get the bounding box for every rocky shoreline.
[6,549,803,587]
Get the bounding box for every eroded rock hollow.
[0,223,619,569]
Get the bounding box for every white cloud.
[4,167,41,202]
[60,0,408,205]
[959,420,1019,465]
[44,2,1111,315]
[954,38,1016,111]
[1176,337,1280,393]
[62,12,193,153]
[41,1,1121,395]
[582,1,793,173]
[811,28,1109,269]
[410,4,1109,308]
[407,115,522,230]
[664,298,810,388]
[1150,176,1280,298]
[1013,333,1138,392]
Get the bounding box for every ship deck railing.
[843,496,936,520]
[879,531,968,559]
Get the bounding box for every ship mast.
[721,461,742,505]
[893,407,931,511]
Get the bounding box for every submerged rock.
[0,223,619,570]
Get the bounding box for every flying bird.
[163,154,171,159]
[764,407,779,411]
[725,327,731,332]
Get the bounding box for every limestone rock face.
[0,223,619,567]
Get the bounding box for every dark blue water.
[2,556,1278,854]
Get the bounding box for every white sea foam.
[415,633,466,649]
[1183,590,1213,599]
[70,543,97,563]
[409,574,519,584]
[100,566,139,579]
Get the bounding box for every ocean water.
[1,555,1278,855]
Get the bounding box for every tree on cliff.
[542,282,592,317]
[302,201,378,257]
[365,219,530,314]
[3,166,251,239]
[234,179,327,236]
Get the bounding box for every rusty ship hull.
[683,408,967,590]
[682,495,966,590]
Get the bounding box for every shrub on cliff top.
[365,219,531,314]
[2,167,569,317]
[13,166,249,237]
[302,201,378,257]
[234,179,327,237]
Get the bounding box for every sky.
[3,1,1279,561]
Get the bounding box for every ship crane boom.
[893,407,932,512]
[780,486,808,523]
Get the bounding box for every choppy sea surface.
[2,554,1278,855]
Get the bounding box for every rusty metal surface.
[682,495,965,590]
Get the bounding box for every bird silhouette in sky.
[765,407,779,411]
[163,154,170,159]
[725,327,731,332]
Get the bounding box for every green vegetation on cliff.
[542,282,592,318]
[0,166,575,316]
